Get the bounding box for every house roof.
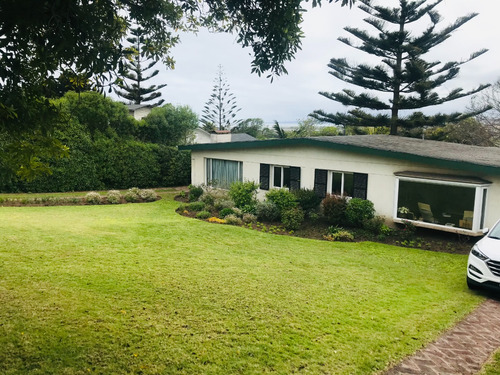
[179,135,500,175]
[127,104,152,111]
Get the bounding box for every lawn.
[0,190,484,374]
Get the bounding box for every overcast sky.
[122,0,500,127]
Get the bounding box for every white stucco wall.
[190,145,500,230]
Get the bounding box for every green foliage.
[324,226,354,242]
[281,207,305,231]
[231,118,265,138]
[115,27,167,106]
[242,213,257,224]
[255,201,281,222]
[214,199,235,211]
[229,180,259,209]
[139,189,158,202]
[311,0,489,135]
[139,104,198,145]
[321,194,347,225]
[224,214,243,226]
[201,65,241,130]
[196,210,211,219]
[265,188,297,215]
[345,198,375,228]
[85,191,102,205]
[292,188,321,213]
[219,207,235,218]
[362,216,386,235]
[124,188,140,203]
[187,201,206,212]
[188,185,204,202]
[106,190,122,204]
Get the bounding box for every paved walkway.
[384,298,500,375]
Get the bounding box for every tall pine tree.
[115,27,167,106]
[201,65,242,131]
[311,0,490,135]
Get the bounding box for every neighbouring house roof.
[127,104,152,111]
[179,135,500,175]
[193,128,256,144]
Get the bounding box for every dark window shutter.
[314,169,328,198]
[289,167,301,191]
[259,164,270,190]
[353,173,368,200]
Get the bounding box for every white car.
[467,220,500,292]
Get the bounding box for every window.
[206,158,242,188]
[260,164,300,190]
[330,171,354,197]
[395,172,490,232]
[272,165,291,188]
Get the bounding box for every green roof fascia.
[179,138,500,176]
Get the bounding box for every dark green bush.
[321,194,347,225]
[219,207,235,218]
[255,201,280,222]
[265,189,297,216]
[363,215,386,235]
[292,188,321,213]
[345,198,375,228]
[281,207,305,231]
[229,181,259,209]
[188,185,204,202]
[196,210,211,219]
[187,201,206,212]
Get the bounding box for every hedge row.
[0,140,191,193]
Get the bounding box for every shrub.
[229,181,259,209]
[139,189,158,202]
[321,194,347,225]
[255,201,280,222]
[85,191,102,205]
[188,184,204,202]
[308,211,320,223]
[292,188,321,213]
[242,213,257,224]
[124,188,140,203]
[363,215,386,235]
[345,198,375,227]
[265,189,297,215]
[106,190,122,204]
[187,201,206,212]
[214,199,235,211]
[232,207,243,218]
[324,226,354,242]
[199,193,215,207]
[196,210,211,219]
[281,207,305,231]
[225,214,243,226]
[219,207,235,218]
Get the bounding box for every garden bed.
[176,184,476,255]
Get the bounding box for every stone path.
[384,298,500,375]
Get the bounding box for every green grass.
[481,350,500,375]
[0,195,483,374]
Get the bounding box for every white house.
[127,104,152,120]
[180,135,500,236]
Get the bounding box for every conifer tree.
[311,0,490,135]
[201,65,242,131]
[115,27,166,106]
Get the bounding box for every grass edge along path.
[0,195,483,374]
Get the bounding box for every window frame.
[271,165,291,189]
[393,175,490,233]
[326,170,355,197]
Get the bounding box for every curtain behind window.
[209,159,241,188]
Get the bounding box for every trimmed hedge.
[0,140,191,193]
